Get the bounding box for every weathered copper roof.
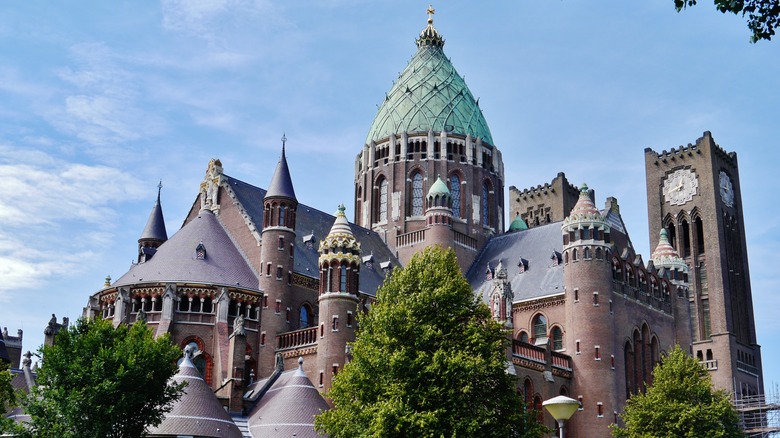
[365,13,493,145]
[148,355,243,438]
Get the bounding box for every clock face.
[663,169,698,206]
[720,171,735,208]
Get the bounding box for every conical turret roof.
[265,141,296,201]
[148,353,242,438]
[140,183,168,242]
[365,9,493,145]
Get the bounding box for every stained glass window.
[379,178,388,222]
[450,174,461,218]
[412,173,424,216]
[482,183,489,226]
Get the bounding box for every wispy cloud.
[0,143,147,297]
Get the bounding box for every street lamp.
[542,395,580,438]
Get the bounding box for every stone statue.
[232,314,245,336]
[136,308,147,323]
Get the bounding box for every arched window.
[532,314,547,344]
[482,182,490,226]
[279,204,286,227]
[519,331,530,343]
[524,379,534,405]
[340,265,348,292]
[411,172,424,216]
[551,326,564,351]
[379,178,388,222]
[449,174,461,218]
[299,304,312,329]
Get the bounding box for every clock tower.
[645,131,763,398]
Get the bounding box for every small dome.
[569,184,600,218]
[427,176,450,197]
[652,228,688,272]
[508,214,529,232]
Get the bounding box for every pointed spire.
[139,181,168,242]
[327,204,354,237]
[265,135,297,201]
[417,4,444,48]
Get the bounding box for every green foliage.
[0,361,20,434]
[675,0,780,42]
[19,318,184,438]
[315,246,549,438]
[611,345,744,438]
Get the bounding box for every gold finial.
[427,5,435,24]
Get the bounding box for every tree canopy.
[0,361,18,433]
[675,0,780,42]
[19,318,184,438]
[611,344,744,438]
[315,246,548,438]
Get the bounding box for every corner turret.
[258,136,299,377]
[138,182,168,263]
[317,204,361,392]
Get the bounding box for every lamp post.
[542,395,580,438]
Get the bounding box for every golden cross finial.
[427,5,435,24]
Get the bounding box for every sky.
[1,0,778,390]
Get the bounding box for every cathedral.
[3,8,764,438]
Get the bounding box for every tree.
[611,345,744,438]
[315,246,548,438]
[0,361,19,434]
[19,318,184,438]
[675,0,780,42]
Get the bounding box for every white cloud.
[0,144,148,296]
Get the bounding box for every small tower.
[138,182,168,263]
[561,184,615,435]
[424,175,454,250]
[258,137,298,377]
[317,204,360,393]
[651,228,693,349]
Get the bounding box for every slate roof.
[247,362,329,438]
[114,209,258,289]
[140,190,168,242]
[225,175,398,297]
[265,146,297,201]
[148,355,243,438]
[467,221,565,303]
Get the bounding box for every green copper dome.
[509,214,529,232]
[427,175,450,197]
[365,15,494,146]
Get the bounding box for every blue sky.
[1,1,778,388]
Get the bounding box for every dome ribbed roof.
[365,14,493,145]
[508,214,529,232]
[652,228,688,272]
[427,176,450,197]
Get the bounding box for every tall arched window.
[482,182,490,226]
[340,265,348,292]
[379,178,388,222]
[299,304,312,329]
[532,314,547,344]
[279,204,286,227]
[411,172,424,216]
[449,174,461,218]
[552,326,564,351]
